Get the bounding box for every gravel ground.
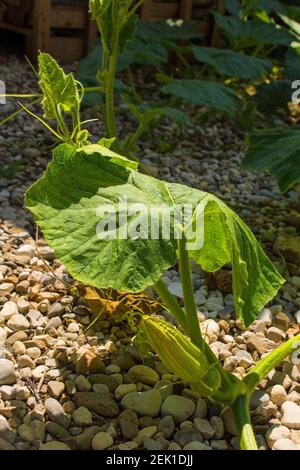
[0,50,300,451]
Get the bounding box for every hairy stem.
[154,279,188,331]
[106,41,118,139]
[232,395,258,450]
[178,236,203,346]
[155,276,237,392]
[244,333,300,395]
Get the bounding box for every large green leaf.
[39,53,80,119]
[285,46,300,80]
[255,80,292,113]
[193,47,271,80]
[25,144,284,326]
[243,128,300,192]
[214,12,294,47]
[136,20,202,42]
[162,79,241,114]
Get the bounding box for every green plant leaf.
[247,0,285,14]
[193,47,271,80]
[162,79,241,114]
[39,53,79,120]
[214,12,294,47]
[242,128,300,192]
[255,80,292,113]
[25,144,284,326]
[285,45,300,80]
[127,103,187,131]
[136,20,202,42]
[224,0,241,17]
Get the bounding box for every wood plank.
[211,0,224,46]
[0,20,32,35]
[49,36,84,62]
[50,5,86,29]
[30,0,51,59]
[180,0,193,20]
[140,0,153,20]
[150,3,180,19]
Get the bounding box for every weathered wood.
[211,0,224,46]
[180,0,193,20]
[30,0,51,58]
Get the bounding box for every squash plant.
[21,52,300,451]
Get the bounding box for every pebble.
[266,326,286,343]
[74,375,92,392]
[161,395,195,423]
[74,392,119,417]
[115,384,137,401]
[121,390,162,417]
[46,422,70,440]
[270,385,287,406]
[273,438,298,450]
[266,425,291,447]
[194,418,215,439]
[257,308,273,326]
[0,385,15,400]
[194,398,208,418]
[133,426,157,445]
[127,365,159,386]
[0,437,15,450]
[0,359,17,385]
[45,398,71,429]
[40,441,71,450]
[7,314,30,331]
[210,416,224,439]
[73,407,93,426]
[183,441,211,450]
[92,431,114,450]
[118,409,139,439]
[281,402,300,429]
[158,415,175,439]
[246,335,268,355]
[17,244,35,258]
[200,319,220,343]
[143,437,163,450]
[168,282,183,298]
[174,428,203,447]
[48,381,65,398]
[0,301,18,320]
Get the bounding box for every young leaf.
[242,128,300,192]
[193,47,271,80]
[162,79,241,114]
[39,53,79,119]
[25,144,284,326]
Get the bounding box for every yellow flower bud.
[142,316,220,395]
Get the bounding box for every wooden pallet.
[0,0,222,61]
[0,0,98,62]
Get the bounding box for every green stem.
[106,42,118,139]
[177,236,203,346]
[154,279,188,331]
[155,275,238,397]
[232,394,258,450]
[244,333,300,395]
[127,66,142,104]
[124,121,146,153]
